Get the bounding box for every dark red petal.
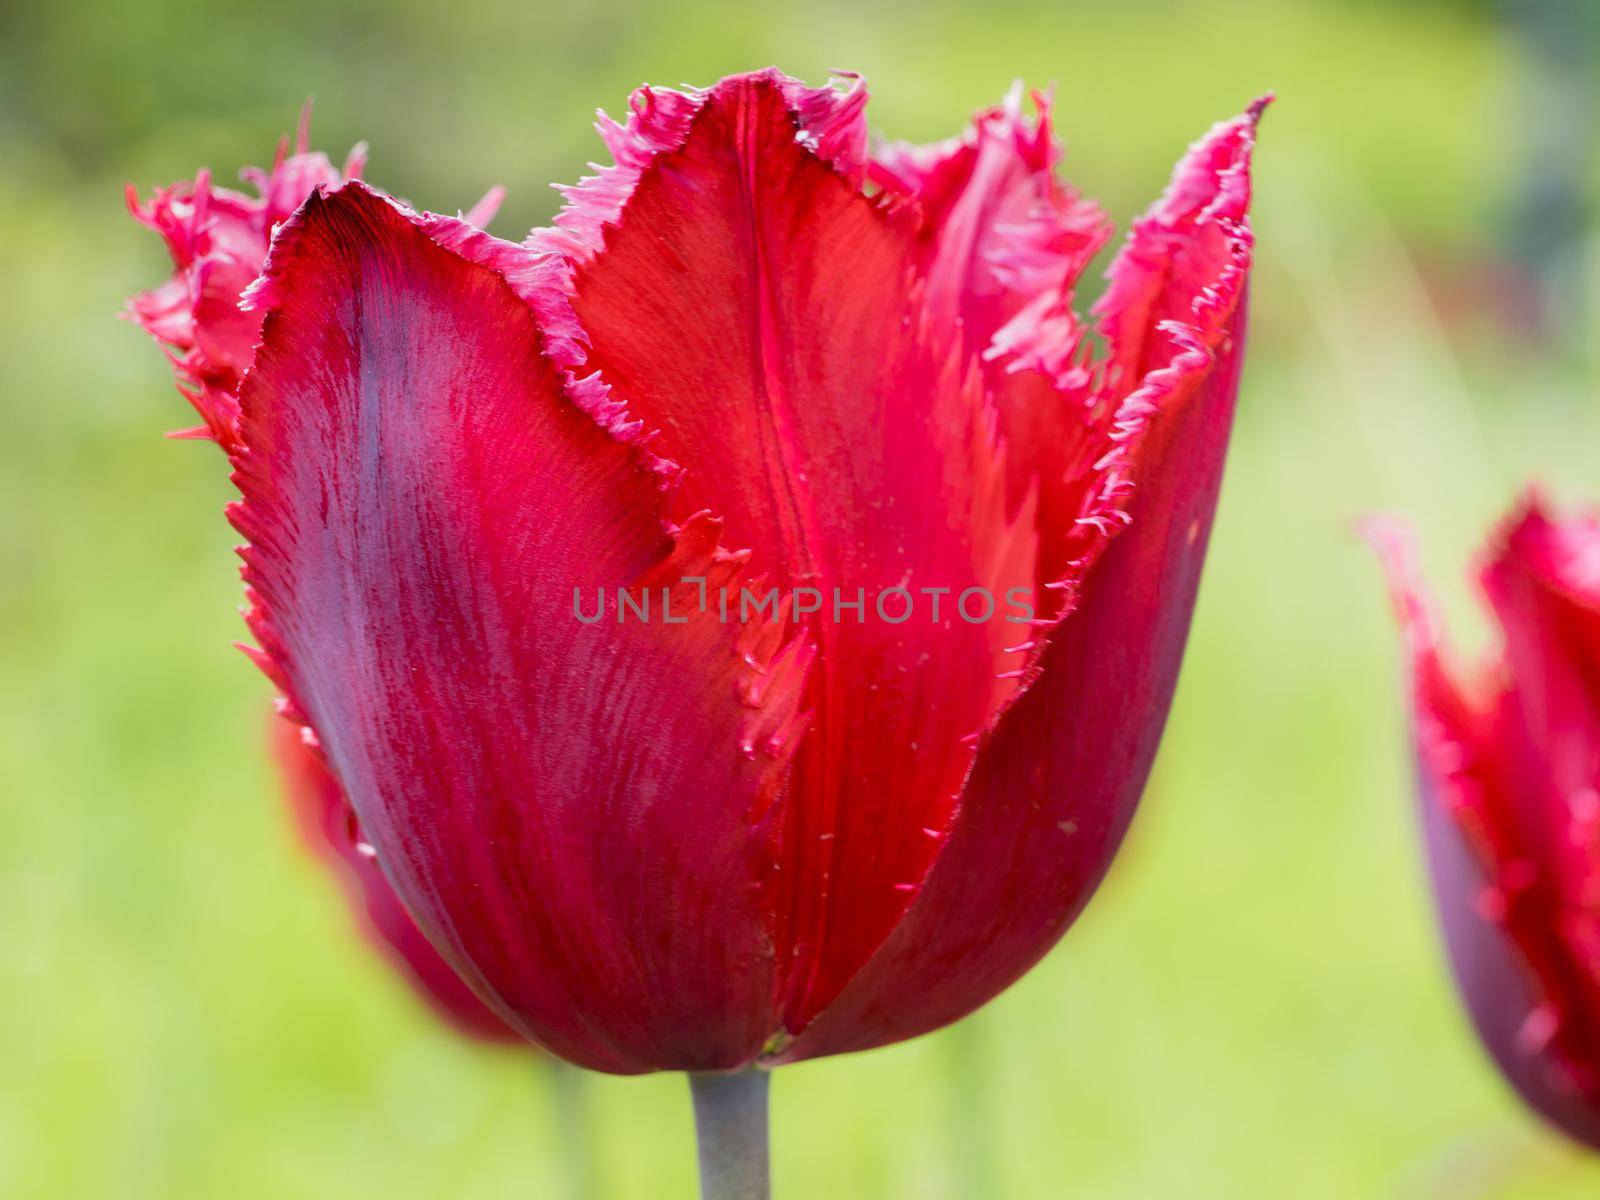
[780,302,1245,1060]
[232,183,805,1073]
[1480,501,1600,873]
[273,719,522,1045]
[775,105,1262,1061]
[567,71,1037,1032]
[1422,761,1600,1149]
[1369,510,1600,1147]
[1476,503,1600,1097]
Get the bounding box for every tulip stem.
[944,1017,998,1199]
[689,1071,771,1200]
[548,1061,598,1200]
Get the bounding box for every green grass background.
[5,0,1600,1195]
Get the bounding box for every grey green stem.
[548,1061,597,1200]
[688,1071,771,1200]
[944,1018,997,1199]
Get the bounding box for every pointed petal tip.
[164,424,215,442]
[1358,514,1445,656]
[295,97,315,155]
[1357,512,1416,577]
[463,184,507,229]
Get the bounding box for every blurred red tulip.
[274,719,521,1043]
[1371,498,1600,1148]
[129,70,1262,1074]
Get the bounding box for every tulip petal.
[1370,511,1600,1146]
[562,70,1042,1031]
[274,720,521,1044]
[1422,757,1600,1148]
[1473,504,1600,1104]
[232,183,807,1072]
[870,84,1109,365]
[870,87,1113,573]
[778,104,1260,1060]
[125,118,359,448]
[1481,503,1600,875]
[526,71,868,380]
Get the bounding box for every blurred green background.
[5,0,1600,1195]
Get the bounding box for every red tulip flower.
[130,70,1261,1190]
[274,719,521,1044]
[1371,498,1600,1149]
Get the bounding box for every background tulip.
[273,719,521,1046]
[128,69,1258,1193]
[1371,498,1600,1151]
[275,721,602,1198]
